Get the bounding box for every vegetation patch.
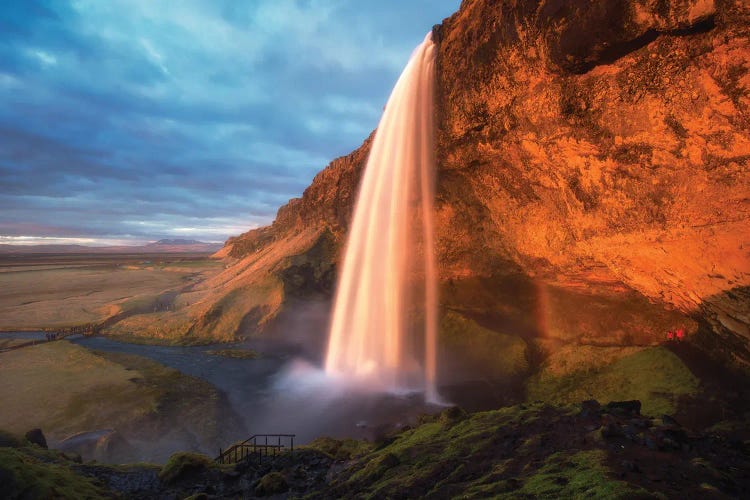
[305,436,373,461]
[255,471,289,496]
[0,447,107,499]
[0,342,154,438]
[205,348,260,359]
[0,430,22,448]
[0,342,236,463]
[323,403,667,499]
[440,311,529,380]
[158,452,215,485]
[514,450,654,499]
[526,346,700,415]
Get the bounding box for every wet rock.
[662,427,690,445]
[606,400,642,416]
[24,429,47,449]
[74,464,161,496]
[623,425,640,442]
[630,418,652,429]
[58,429,135,462]
[601,415,624,439]
[184,494,208,500]
[621,460,642,473]
[661,414,680,426]
[580,399,601,417]
[64,452,83,464]
[601,424,622,439]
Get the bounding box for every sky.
[0,0,459,245]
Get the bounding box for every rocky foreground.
[2,399,749,499]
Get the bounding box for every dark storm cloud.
[0,0,459,244]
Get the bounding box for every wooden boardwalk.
[0,326,97,353]
[217,434,296,464]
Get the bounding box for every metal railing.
[216,434,295,464]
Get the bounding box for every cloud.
[0,0,460,244]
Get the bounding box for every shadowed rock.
[24,428,47,449]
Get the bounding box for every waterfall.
[325,32,438,401]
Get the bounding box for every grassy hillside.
[0,342,240,463]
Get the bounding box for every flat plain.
[0,253,222,330]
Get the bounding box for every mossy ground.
[512,450,656,499]
[0,342,157,438]
[321,403,664,499]
[0,446,109,499]
[526,346,700,415]
[305,436,373,461]
[0,341,236,462]
[158,452,218,484]
[3,398,748,498]
[440,311,529,380]
[255,471,288,496]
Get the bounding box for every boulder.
[254,471,288,497]
[606,400,643,416]
[24,429,47,449]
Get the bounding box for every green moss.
[305,437,372,460]
[439,406,469,425]
[255,471,289,496]
[326,403,668,499]
[0,447,108,499]
[349,452,400,485]
[514,450,661,499]
[527,347,700,415]
[440,311,529,379]
[158,452,215,484]
[332,405,533,496]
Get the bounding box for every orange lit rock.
[431,0,749,364]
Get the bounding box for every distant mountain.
[0,240,222,255]
[147,239,207,246]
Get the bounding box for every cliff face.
[147,0,748,369]
[433,0,749,364]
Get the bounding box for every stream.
[68,335,442,446]
[2,331,442,459]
